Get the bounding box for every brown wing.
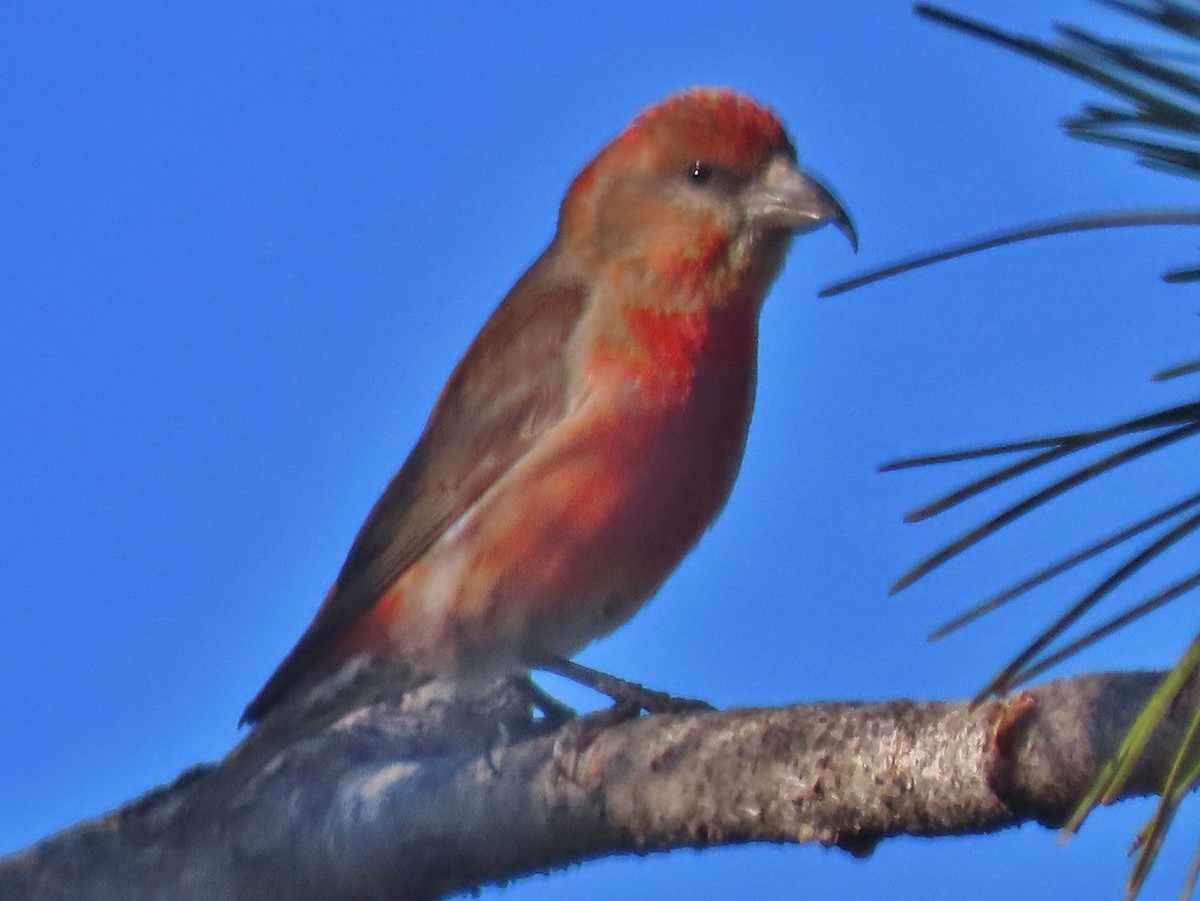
[241,242,587,723]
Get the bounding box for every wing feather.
[242,244,588,723]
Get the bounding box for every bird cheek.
[667,219,727,267]
[593,177,690,261]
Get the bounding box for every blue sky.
[3,2,1200,898]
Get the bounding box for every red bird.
[241,87,855,725]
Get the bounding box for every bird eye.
[689,161,712,184]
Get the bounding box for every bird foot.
[551,698,642,783]
[538,656,716,715]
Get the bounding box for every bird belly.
[354,352,756,686]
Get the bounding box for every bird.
[240,87,856,726]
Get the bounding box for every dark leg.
[538,656,715,715]
[509,674,577,727]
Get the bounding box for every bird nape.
[823,4,1200,898]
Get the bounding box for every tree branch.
[1,670,1188,901]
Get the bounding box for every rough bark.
[0,669,1188,901]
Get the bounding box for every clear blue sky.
[3,2,1199,897]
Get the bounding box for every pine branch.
[1,669,1192,901]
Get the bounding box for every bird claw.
[551,699,641,783]
[549,686,714,784]
[622,685,715,715]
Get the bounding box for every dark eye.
[689,160,712,184]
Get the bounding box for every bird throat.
[615,301,758,397]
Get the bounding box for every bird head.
[557,87,856,307]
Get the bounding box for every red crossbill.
[241,87,854,725]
